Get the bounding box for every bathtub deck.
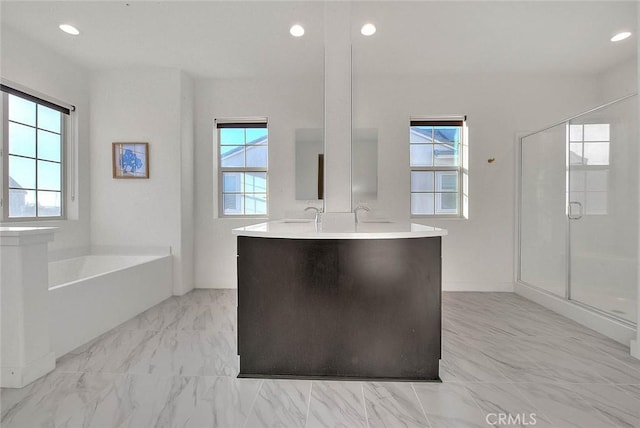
[2,290,640,427]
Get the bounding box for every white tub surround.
[0,227,57,388]
[232,220,447,240]
[49,254,166,289]
[48,251,172,358]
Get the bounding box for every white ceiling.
[1,1,637,78]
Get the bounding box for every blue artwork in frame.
[112,142,149,178]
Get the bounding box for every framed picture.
[112,142,149,179]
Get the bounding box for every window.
[410,118,467,217]
[568,123,609,215]
[2,85,70,220]
[217,120,268,216]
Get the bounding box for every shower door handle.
[568,201,583,220]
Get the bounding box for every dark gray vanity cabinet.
[236,236,442,381]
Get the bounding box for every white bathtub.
[48,252,173,357]
[49,254,164,289]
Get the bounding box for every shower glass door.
[519,123,568,297]
[568,96,638,323]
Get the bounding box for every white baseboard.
[443,281,514,292]
[1,351,55,388]
[195,284,236,290]
[173,283,195,296]
[515,282,636,346]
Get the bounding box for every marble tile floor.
[2,290,640,428]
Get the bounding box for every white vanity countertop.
[232,221,447,240]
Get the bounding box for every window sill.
[215,216,269,221]
[411,215,467,221]
[0,218,70,226]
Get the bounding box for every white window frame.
[216,118,268,218]
[1,84,71,221]
[566,122,610,216]
[409,117,468,218]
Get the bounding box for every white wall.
[323,2,353,213]
[194,72,598,291]
[194,76,323,289]
[597,57,638,103]
[634,4,640,360]
[0,26,91,253]
[352,73,599,291]
[179,72,195,296]
[90,68,194,294]
[3,25,626,296]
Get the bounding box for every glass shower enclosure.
[519,94,638,325]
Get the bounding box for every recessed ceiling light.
[59,24,80,35]
[361,23,376,36]
[611,31,631,42]
[290,24,304,38]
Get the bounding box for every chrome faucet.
[354,205,370,224]
[304,206,322,224]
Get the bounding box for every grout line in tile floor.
[304,381,312,428]
[242,378,263,428]
[411,382,433,428]
[361,383,370,428]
